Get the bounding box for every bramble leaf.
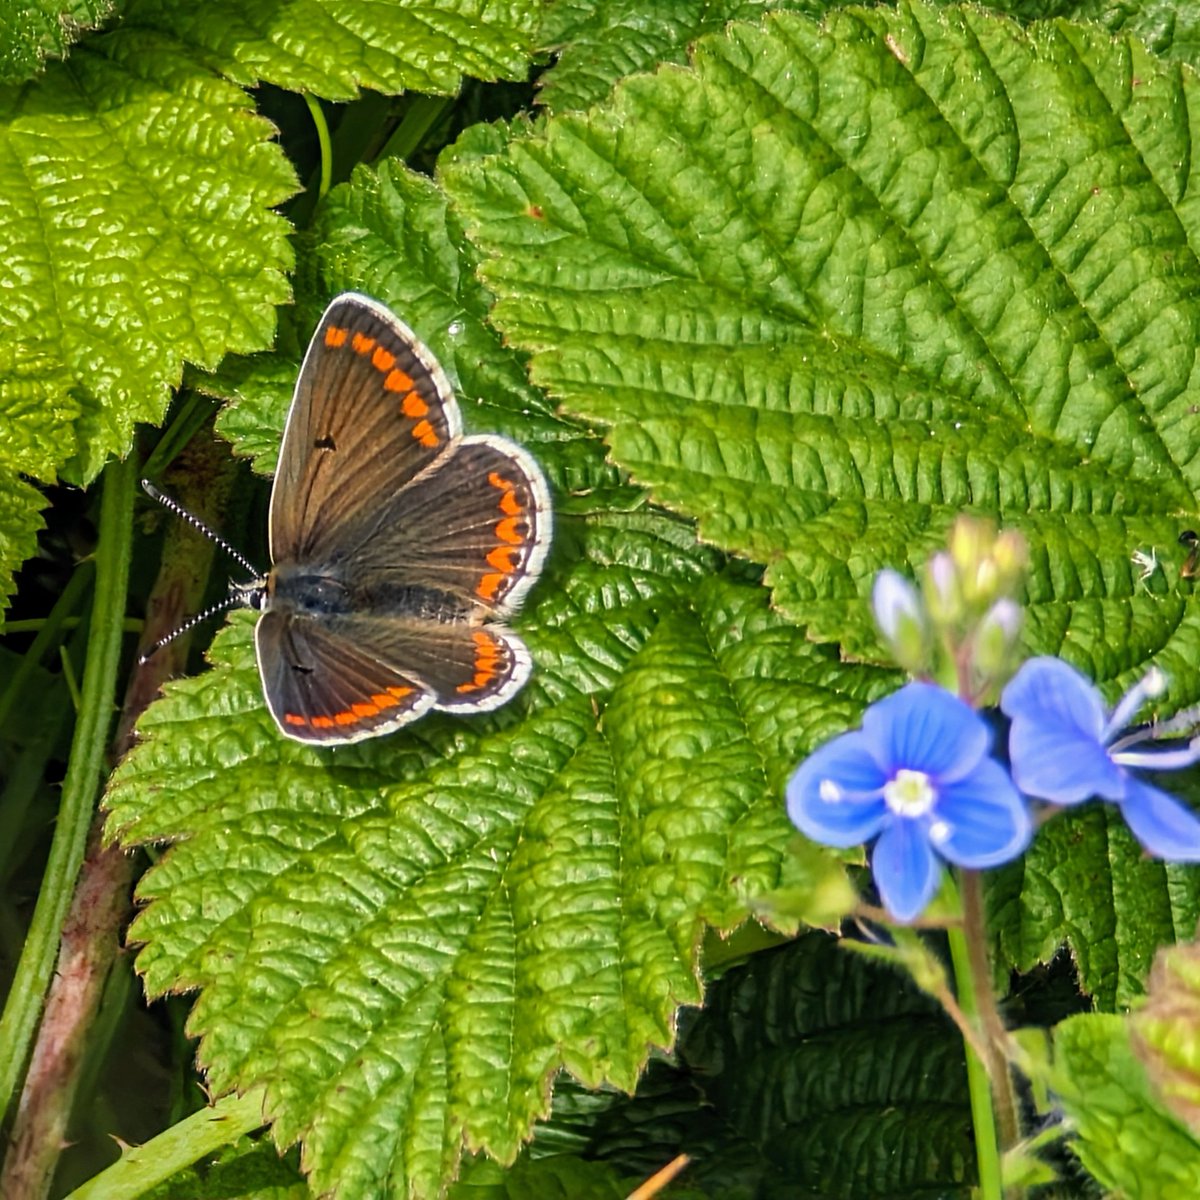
[0,23,296,489]
[989,805,1200,1011]
[110,160,889,1200]
[537,0,823,113]
[442,3,1200,708]
[439,0,1200,1010]
[106,566,883,1198]
[122,0,541,101]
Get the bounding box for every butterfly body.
[245,293,552,745]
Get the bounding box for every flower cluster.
[786,521,1200,922]
[787,659,1200,921]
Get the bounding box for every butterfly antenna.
[137,594,242,665]
[141,479,262,578]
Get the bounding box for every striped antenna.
[141,479,262,578]
[138,593,242,665]
[139,479,265,664]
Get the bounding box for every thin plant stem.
[61,1090,267,1200]
[948,868,1022,1200]
[0,457,135,1139]
[304,92,333,200]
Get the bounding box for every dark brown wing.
[321,613,534,714]
[343,434,552,621]
[255,611,436,745]
[270,293,461,565]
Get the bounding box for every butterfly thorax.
[261,562,354,619]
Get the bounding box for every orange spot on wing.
[499,490,522,516]
[477,573,503,601]
[385,368,415,392]
[334,711,358,726]
[458,632,503,692]
[487,545,518,573]
[284,713,307,726]
[372,692,399,709]
[311,716,335,729]
[388,686,414,699]
[488,471,515,491]
[352,333,376,355]
[495,517,523,545]
[325,326,348,347]
[352,702,380,717]
[372,346,396,372]
[402,391,428,418]
[412,419,438,447]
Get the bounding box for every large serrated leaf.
[107,560,882,1198]
[0,24,295,487]
[120,0,540,101]
[441,3,1200,708]
[556,935,975,1197]
[537,0,824,114]
[110,154,890,1200]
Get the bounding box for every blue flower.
[1001,657,1200,860]
[786,683,1032,921]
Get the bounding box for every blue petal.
[1002,658,1124,804]
[1118,777,1200,862]
[786,733,889,847]
[860,683,989,782]
[932,758,1032,867]
[872,819,943,922]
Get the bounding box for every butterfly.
[234,293,552,744]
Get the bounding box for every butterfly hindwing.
[270,294,462,564]
[255,612,436,744]
[320,614,533,713]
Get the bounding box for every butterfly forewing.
[271,294,462,564]
[256,612,436,744]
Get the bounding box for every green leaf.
[1133,939,1200,1131]
[451,1153,628,1198]
[0,23,296,485]
[1053,1013,1200,1195]
[106,560,881,1197]
[1076,0,1200,64]
[537,0,827,114]
[441,3,1200,703]
[564,934,975,1197]
[989,806,1200,1010]
[0,0,119,84]
[111,158,894,1199]
[122,0,541,101]
[0,475,46,620]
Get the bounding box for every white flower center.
[883,768,936,818]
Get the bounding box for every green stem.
[0,457,135,1135]
[62,1090,267,1200]
[304,92,333,200]
[947,871,1007,1200]
[375,95,452,163]
[0,559,93,729]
